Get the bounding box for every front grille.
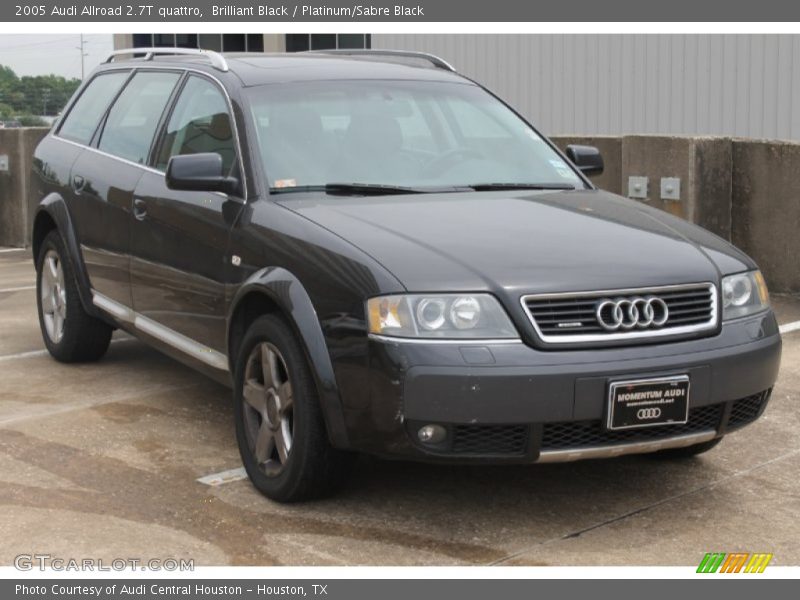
[728,389,771,429]
[523,283,717,344]
[541,403,723,451]
[451,424,529,456]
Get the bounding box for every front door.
[130,74,244,355]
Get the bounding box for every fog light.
[417,424,446,444]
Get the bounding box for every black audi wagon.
[31,48,781,501]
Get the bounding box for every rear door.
[68,69,181,307]
[130,74,243,355]
[55,69,131,305]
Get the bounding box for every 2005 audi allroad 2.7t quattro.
[31,48,781,502]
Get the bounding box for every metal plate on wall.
[627,176,648,199]
[660,177,681,201]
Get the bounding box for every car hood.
[278,189,754,294]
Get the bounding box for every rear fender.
[32,194,98,318]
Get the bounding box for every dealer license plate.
[607,375,690,430]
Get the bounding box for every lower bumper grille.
[408,390,771,459]
[451,424,528,456]
[728,389,772,429]
[541,403,723,451]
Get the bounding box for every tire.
[233,314,353,502]
[651,437,722,459]
[36,230,113,362]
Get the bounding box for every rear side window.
[58,72,129,144]
[98,71,181,164]
[155,75,236,173]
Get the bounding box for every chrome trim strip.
[536,430,717,463]
[106,47,229,72]
[368,333,523,345]
[51,65,248,201]
[92,292,134,323]
[307,49,456,72]
[521,282,718,344]
[91,291,228,372]
[54,135,164,176]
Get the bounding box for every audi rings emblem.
[596,296,669,331]
[636,407,662,420]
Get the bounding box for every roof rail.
[306,49,456,72]
[105,47,229,72]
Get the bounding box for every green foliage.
[17,114,48,127]
[0,63,80,120]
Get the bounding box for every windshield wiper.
[271,183,448,196]
[325,183,435,196]
[467,183,576,191]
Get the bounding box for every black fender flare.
[32,193,98,318]
[227,267,350,449]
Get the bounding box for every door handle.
[71,174,85,193]
[133,198,148,220]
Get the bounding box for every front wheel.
[233,315,353,502]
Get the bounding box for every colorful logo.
[697,552,773,573]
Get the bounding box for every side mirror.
[165,153,240,196]
[565,144,604,177]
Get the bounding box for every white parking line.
[779,320,800,335]
[0,286,36,293]
[0,337,135,362]
[0,248,25,254]
[196,467,247,486]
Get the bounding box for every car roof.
[96,52,470,87]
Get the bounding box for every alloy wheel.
[241,342,294,476]
[40,249,67,343]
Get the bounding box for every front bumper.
[344,310,781,462]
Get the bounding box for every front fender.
[228,267,350,449]
[32,193,98,318]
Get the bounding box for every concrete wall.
[0,128,49,248]
[621,136,733,240]
[732,140,800,293]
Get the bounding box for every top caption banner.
[5,0,800,22]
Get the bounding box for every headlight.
[367,294,518,339]
[721,270,769,321]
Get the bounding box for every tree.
[0,64,80,119]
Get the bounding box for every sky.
[0,34,114,79]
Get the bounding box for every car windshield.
[246,79,586,193]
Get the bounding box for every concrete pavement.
[1,248,798,566]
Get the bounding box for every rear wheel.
[36,230,113,362]
[233,314,353,502]
[651,437,722,459]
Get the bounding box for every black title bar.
[5,579,798,600]
[4,0,800,22]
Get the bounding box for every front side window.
[155,75,237,174]
[58,71,129,144]
[98,71,180,164]
[246,79,585,192]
